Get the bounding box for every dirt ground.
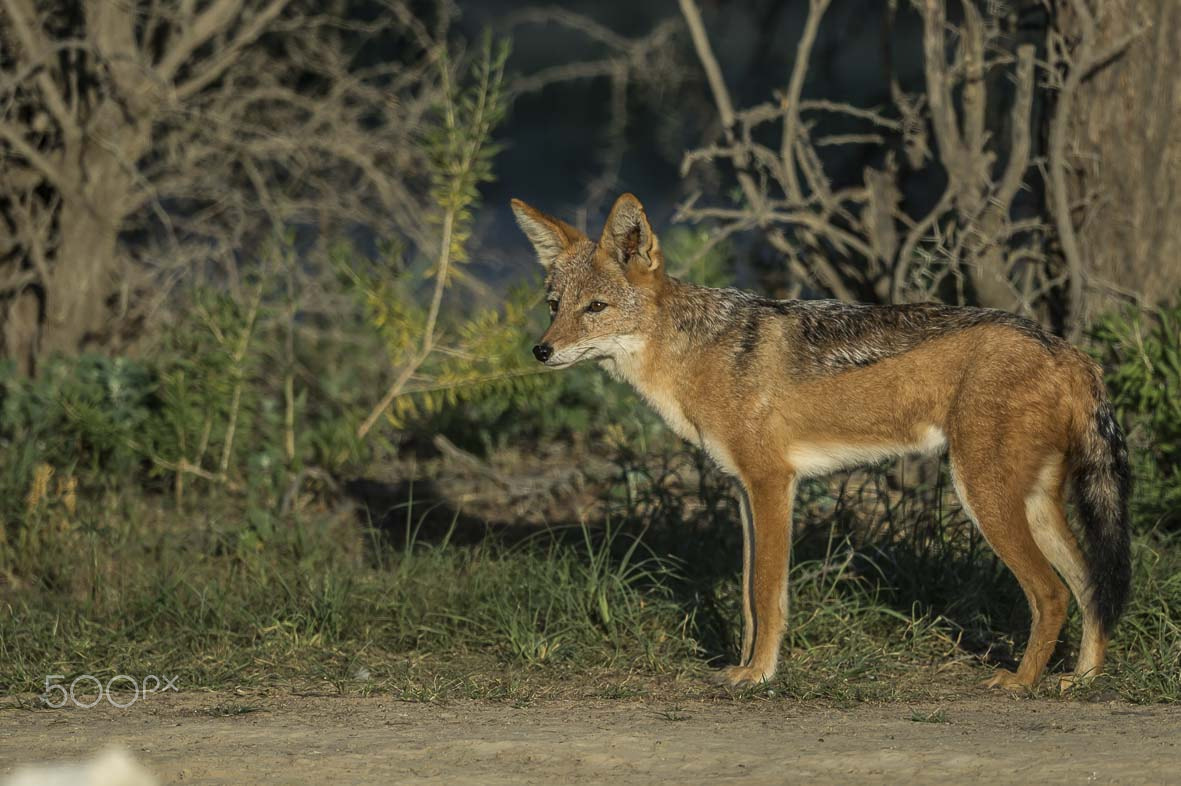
[1,692,1179,784]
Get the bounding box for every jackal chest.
[601,351,742,476]
[633,381,740,476]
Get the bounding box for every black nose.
[532,344,552,363]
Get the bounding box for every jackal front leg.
[714,474,795,688]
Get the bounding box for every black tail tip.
[1081,400,1133,635]
[1095,558,1133,635]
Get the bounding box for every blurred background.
[1,1,1179,703]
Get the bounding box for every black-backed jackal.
[512,193,1131,691]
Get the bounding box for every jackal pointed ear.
[511,199,586,269]
[600,193,662,275]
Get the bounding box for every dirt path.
[1,692,1179,784]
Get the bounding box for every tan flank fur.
[512,193,1132,691]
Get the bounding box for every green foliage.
[662,226,735,288]
[0,356,157,581]
[341,244,552,432]
[340,33,529,435]
[338,239,420,363]
[427,32,511,268]
[0,284,373,538]
[1091,299,1181,527]
[1,356,154,514]
[153,289,278,484]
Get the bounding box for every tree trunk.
[1,290,40,377]
[1056,0,1181,314]
[28,97,141,363]
[39,200,121,357]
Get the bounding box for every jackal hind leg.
[714,474,795,689]
[1024,457,1108,691]
[950,448,1070,692]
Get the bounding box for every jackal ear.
[600,193,662,274]
[511,199,586,269]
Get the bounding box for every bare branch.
[921,0,965,187]
[156,0,244,80]
[678,0,738,137]
[996,45,1036,208]
[1051,0,1096,340]
[0,0,79,140]
[779,0,831,201]
[0,121,70,191]
[960,1,987,159]
[173,0,294,100]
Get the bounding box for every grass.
[0,484,700,699]
[2,446,1179,706]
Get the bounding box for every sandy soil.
[1,692,1179,784]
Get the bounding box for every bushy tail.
[1071,395,1132,635]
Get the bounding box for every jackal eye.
[547,299,559,315]
[586,300,608,313]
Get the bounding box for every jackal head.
[511,193,664,369]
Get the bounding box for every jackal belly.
[785,425,947,477]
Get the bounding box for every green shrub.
[1,355,155,514]
[0,284,371,538]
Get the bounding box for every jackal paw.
[981,669,1033,693]
[710,664,773,689]
[1057,671,1098,694]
